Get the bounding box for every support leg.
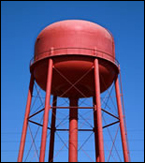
[93,97,100,162]
[48,96,57,162]
[69,98,78,162]
[94,58,105,162]
[115,76,129,162]
[94,107,100,162]
[18,75,34,162]
[39,59,53,162]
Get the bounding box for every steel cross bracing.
[18,61,130,162]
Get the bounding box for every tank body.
[30,20,119,98]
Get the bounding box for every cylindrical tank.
[30,20,119,98]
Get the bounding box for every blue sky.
[1,1,144,162]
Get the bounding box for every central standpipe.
[69,98,78,162]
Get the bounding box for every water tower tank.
[30,20,119,98]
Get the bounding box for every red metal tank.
[30,20,119,98]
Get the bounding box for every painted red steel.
[93,105,100,162]
[94,59,105,162]
[18,20,130,162]
[30,20,119,98]
[115,77,129,162]
[34,20,115,62]
[49,96,57,162]
[69,98,78,162]
[39,59,53,162]
[18,75,34,162]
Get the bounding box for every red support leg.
[18,75,34,162]
[94,58,105,162]
[115,76,129,162]
[49,96,57,162]
[39,59,53,162]
[93,104,100,162]
[69,98,78,162]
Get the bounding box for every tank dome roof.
[34,20,115,64]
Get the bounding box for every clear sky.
[1,1,144,162]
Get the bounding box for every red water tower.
[18,20,130,162]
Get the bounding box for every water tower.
[18,20,130,162]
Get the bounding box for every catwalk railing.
[30,47,120,68]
